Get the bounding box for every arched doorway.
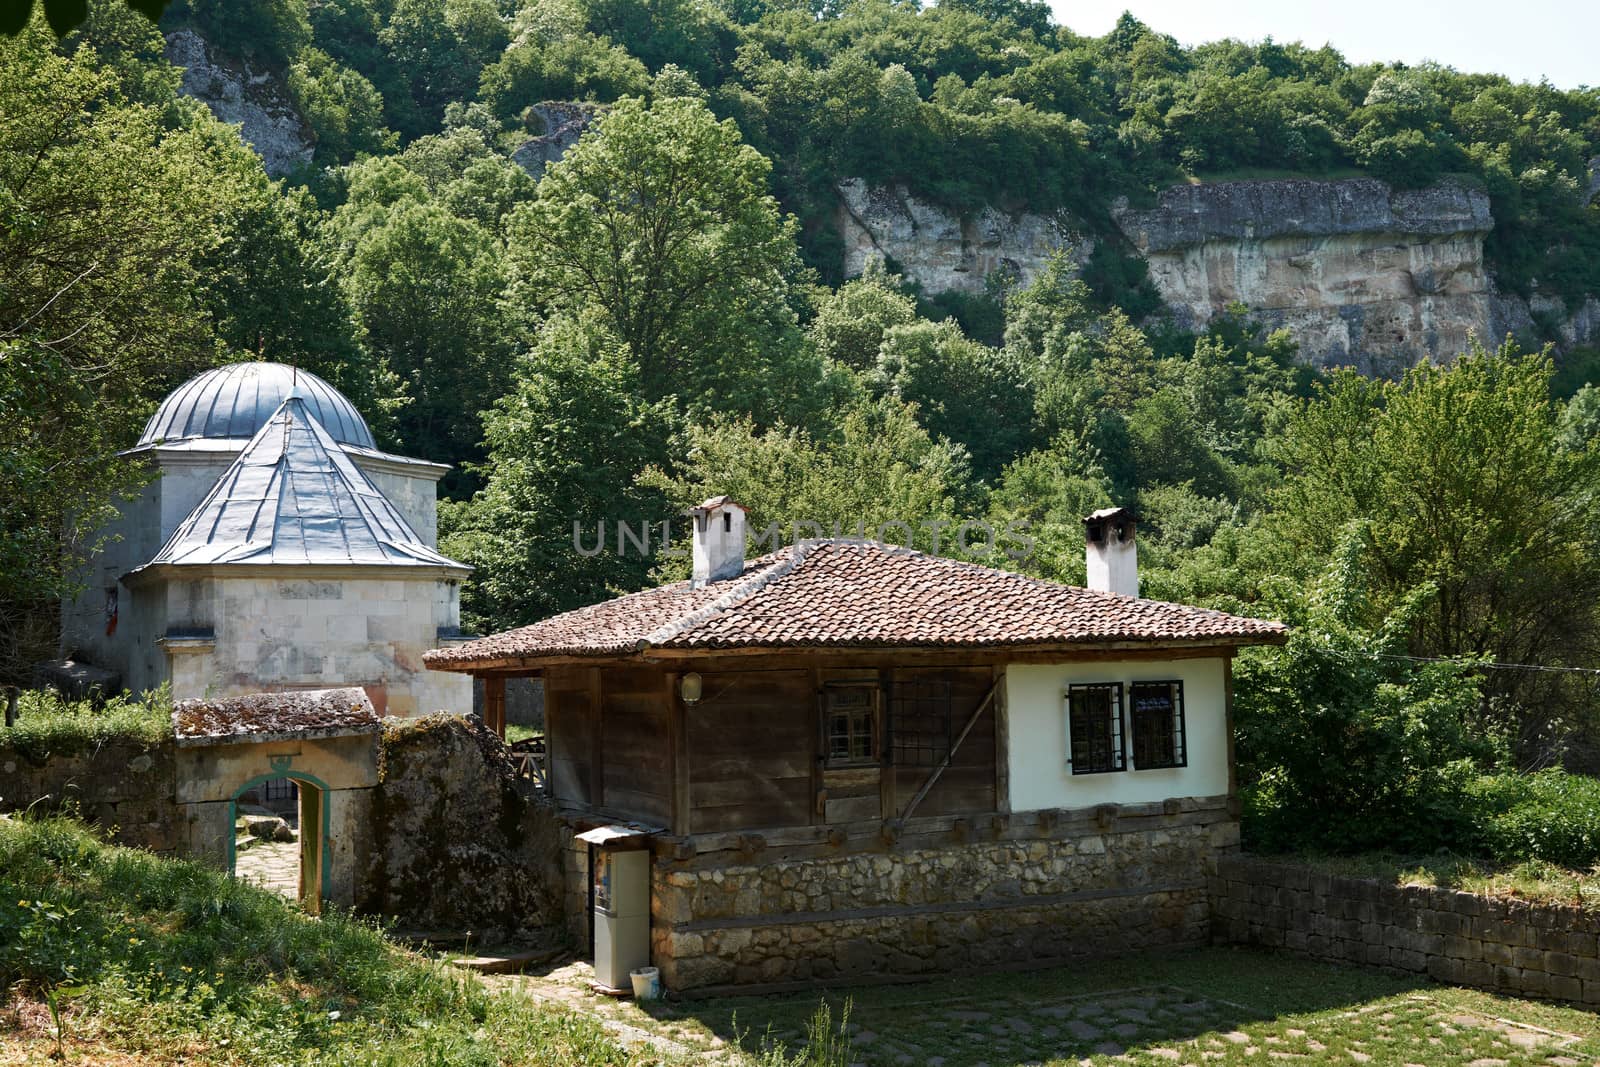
[227,771,331,914]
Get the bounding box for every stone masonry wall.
[651,796,1236,992]
[0,736,181,854]
[1211,855,1600,1006]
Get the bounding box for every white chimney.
[690,496,747,587]
[1084,506,1138,597]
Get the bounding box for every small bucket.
[629,966,661,1000]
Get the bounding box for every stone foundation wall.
[651,796,1236,992]
[1211,856,1600,1006]
[0,737,181,854]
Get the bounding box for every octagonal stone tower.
[61,362,473,717]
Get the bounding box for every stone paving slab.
[488,961,1598,1067]
[235,838,299,899]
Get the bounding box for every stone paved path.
[489,962,1596,1067]
[235,837,299,899]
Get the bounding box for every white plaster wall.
[60,452,233,684]
[164,574,468,717]
[1006,658,1229,812]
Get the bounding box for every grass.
[0,688,172,760]
[0,814,659,1065]
[504,723,543,745]
[523,947,1600,1066]
[1280,850,1600,910]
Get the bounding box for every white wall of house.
[1005,656,1229,812]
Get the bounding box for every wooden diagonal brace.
[899,680,999,821]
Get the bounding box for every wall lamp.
[680,672,703,706]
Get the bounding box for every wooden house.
[425,498,1286,992]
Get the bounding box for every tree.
[641,395,977,562]
[0,25,256,679]
[341,198,515,483]
[508,95,825,426]
[287,47,395,165]
[1234,527,1496,854]
[441,314,674,633]
[809,258,917,371]
[873,318,1035,482]
[1269,343,1600,759]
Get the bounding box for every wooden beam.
[900,679,999,821]
[483,675,506,739]
[587,666,604,810]
[441,638,1282,675]
[667,671,690,837]
[992,667,1010,814]
[1223,652,1237,800]
[878,667,895,821]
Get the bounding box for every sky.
[1048,0,1595,90]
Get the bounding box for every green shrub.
[1476,770,1600,870]
[0,686,172,760]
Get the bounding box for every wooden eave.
[433,633,1283,676]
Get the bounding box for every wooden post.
[483,675,507,740]
[992,667,1010,814]
[1223,653,1237,800]
[4,686,16,728]
[877,668,896,821]
[587,667,605,810]
[667,671,690,836]
[809,664,823,825]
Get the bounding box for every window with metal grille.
[891,678,953,767]
[1067,683,1124,774]
[825,684,877,767]
[1130,680,1186,769]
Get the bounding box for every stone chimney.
[690,496,746,588]
[1083,506,1138,597]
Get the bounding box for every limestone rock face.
[1112,178,1496,371]
[511,101,602,179]
[835,178,1093,295]
[163,29,312,177]
[837,173,1598,368]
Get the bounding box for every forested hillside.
[4,0,1600,855]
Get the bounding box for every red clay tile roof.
[425,541,1286,670]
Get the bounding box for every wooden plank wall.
[544,667,595,806]
[600,667,672,824]
[892,665,997,818]
[687,669,813,833]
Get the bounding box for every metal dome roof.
[138,362,375,450]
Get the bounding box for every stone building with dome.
[60,362,472,717]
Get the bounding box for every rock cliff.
[839,174,1596,368]
[164,29,312,177]
[510,102,602,179]
[836,178,1093,295]
[1113,178,1495,369]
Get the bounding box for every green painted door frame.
[227,770,334,914]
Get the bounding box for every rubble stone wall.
[1211,855,1600,1006]
[650,796,1237,992]
[362,713,566,941]
[0,736,181,854]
